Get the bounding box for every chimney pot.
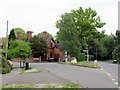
[27,31,33,38]
[42,31,47,38]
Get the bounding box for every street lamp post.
[5,21,8,60]
[83,50,89,61]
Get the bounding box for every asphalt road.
[99,62,118,85]
[30,62,118,88]
[2,61,119,88]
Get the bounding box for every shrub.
[89,55,95,61]
[2,57,12,74]
[0,69,1,74]
[7,60,13,70]
[2,68,10,74]
[77,53,85,61]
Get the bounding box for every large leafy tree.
[56,7,105,60]
[28,35,48,59]
[102,35,116,59]
[88,34,116,60]
[56,13,80,59]
[113,30,120,63]
[8,40,31,67]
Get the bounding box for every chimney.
[27,31,33,38]
[17,32,21,38]
[42,31,47,38]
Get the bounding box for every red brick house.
[42,31,63,61]
[13,31,63,62]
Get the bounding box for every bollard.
[94,60,98,67]
[25,62,29,70]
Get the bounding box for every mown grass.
[20,67,43,74]
[2,83,83,88]
[60,61,99,68]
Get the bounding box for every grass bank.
[2,83,83,88]
[60,61,100,68]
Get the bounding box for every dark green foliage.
[115,30,120,44]
[89,55,95,61]
[87,34,116,60]
[8,29,16,41]
[2,39,6,53]
[112,30,120,62]
[112,45,120,61]
[28,35,48,58]
[77,53,85,61]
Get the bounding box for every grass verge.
[60,61,100,68]
[20,67,46,74]
[2,83,83,88]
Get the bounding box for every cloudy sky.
[0,0,119,37]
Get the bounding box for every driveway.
[2,61,119,88]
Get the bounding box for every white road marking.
[112,79,115,81]
[99,62,118,86]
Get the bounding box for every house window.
[50,43,52,48]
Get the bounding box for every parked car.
[112,60,118,63]
[48,57,54,62]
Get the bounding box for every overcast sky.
[0,0,119,37]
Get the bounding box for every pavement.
[2,61,119,88]
[2,62,70,84]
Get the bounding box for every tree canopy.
[112,30,120,62]
[28,35,48,58]
[12,28,26,38]
[8,40,31,59]
[8,29,16,41]
[56,7,106,60]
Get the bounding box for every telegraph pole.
[5,21,8,60]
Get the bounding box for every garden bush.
[77,53,85,61]
[89,55,95,61]
[1,58,12,74]
[7,60,13,70]
[2,67,10,74]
